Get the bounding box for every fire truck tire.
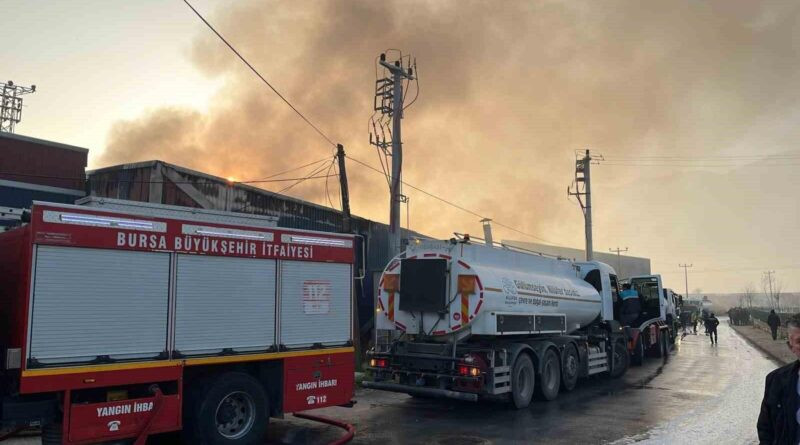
[510,353,535,409]
[535,349,560,401]
[560,344,579,392]
[184,372,269,445]
[608,338,629,378]
[41,422,62,445]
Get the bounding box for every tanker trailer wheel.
[184,372,269,445]
[653,331,666,358]
[535,349,561,401]
[608,337,629,378]
[560,344,579,392]
[510,353,535,409]
[631,335,645,366]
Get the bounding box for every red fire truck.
[0,200,356,444]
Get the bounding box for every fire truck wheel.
[510,353,535,409]
[41,422,62,445]
[185,372,269,445]
[560,344,579,392]
[609,338,629,378]
[536,349,561,401]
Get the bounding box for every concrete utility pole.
[568,150,593,260]
[609,247,628,277]
[679,264,693,300]
[336,144,352,233]
[377,54,414,257]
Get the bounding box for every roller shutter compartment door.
[29,246,169,366]
[280,261,351,348]
[175,255,276,355]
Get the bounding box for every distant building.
[502,240,651,279]
[0,132,88,227]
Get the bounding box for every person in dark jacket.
[758,314,800,444]
[705,313,720,345]
[619,283,641,327]
[768,310,782,341]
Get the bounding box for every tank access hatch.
[398,258,448,313]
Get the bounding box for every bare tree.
[743,283,756,309]
[774,278,783,312]
[762,274,773,309]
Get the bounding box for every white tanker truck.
[364,237,645,408]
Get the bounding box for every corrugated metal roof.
[0,131,89,153]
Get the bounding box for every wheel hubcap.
[215,391,256,439]
[566,354,578,377]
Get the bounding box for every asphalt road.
[4,320,779,444]
[268,320,778,445]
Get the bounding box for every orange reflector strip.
[461,292,469,325]
[383,274,399,292]
[458,275,476,294]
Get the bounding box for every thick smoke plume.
[100,0,800,264]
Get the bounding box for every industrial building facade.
[503,240,651,279]
[0,132,88,228]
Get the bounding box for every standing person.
[680,310,691,338]
[692,311,699,335]
[706,313,719,345]
[619,283,641,327]
[757,313,800,444]
[768,310,781,341]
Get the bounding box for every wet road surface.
[4,321,780,444]
[268,320,779,444]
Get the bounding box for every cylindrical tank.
[376,240,603,339]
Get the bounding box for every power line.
[278,157,336,194]
[182,0,337,148]
[246,157,331,182]
[347,155,556,244]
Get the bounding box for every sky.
[3,0,799,294]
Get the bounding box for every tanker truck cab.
[619,275,672,364]
[365,240,630,409]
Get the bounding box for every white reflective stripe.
[182,224,274,241]
[280,234,352,248]
[44,210,166,232]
